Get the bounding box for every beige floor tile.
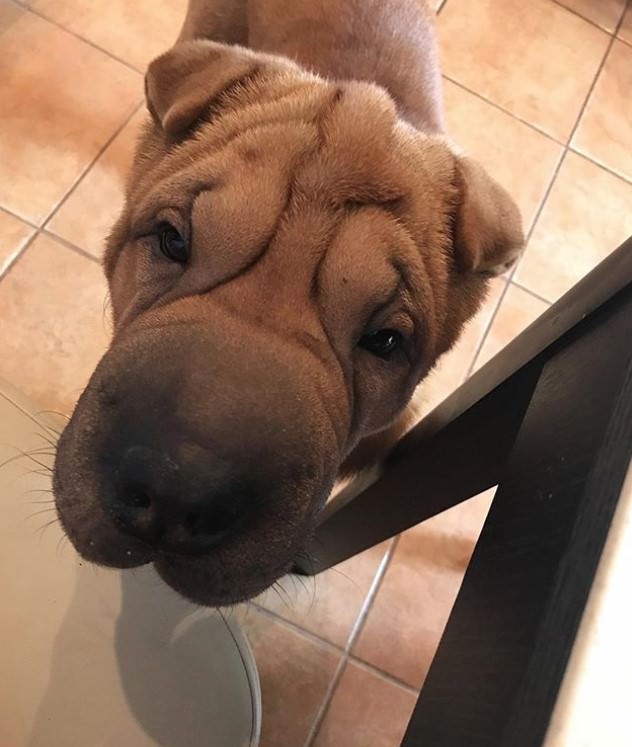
[0,12,141,225]
[515,151,632,302]
[0,234,110,413]
[619,3,632,43]
[475,283,549,369]
[255,541,390,650]
[30,0,186,70]
[444,80,563,232]
[0,0,24,29]
[47,109,146,259]
[352,490,494,688]
[241,611,340,747]
[573,40,632,183]
[415,279,505,416]
[0,209,34,277]
[556,0,627,31]
[439,0,609,141]
[313,661,417,747]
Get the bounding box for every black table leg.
[294,362,541,574]
[401,288,632,746]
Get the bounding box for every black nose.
[106,446,248,555]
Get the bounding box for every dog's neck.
[178,0,445,134]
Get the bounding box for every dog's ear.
[452,155,524,277]
[145,40,263,137]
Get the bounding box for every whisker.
[35,409,70,423]
[21,487,54,496]
[19,467,53,479]
[0,391,62,438]
[15,449,55,472]
[56,532,70,559]
[35,516,59,540]
[24,506,57,523]
[0,447,55,472]
[32,430,58,448]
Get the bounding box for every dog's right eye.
[157,222,189,263]
[358,329,404,359]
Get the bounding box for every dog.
[53,0,523,606]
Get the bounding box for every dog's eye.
[157,222,188,263]
[359,329,403,359]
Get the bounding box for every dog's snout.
[106,445,247,555]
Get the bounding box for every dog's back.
[180,0,444,131]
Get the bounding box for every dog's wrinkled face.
[53,41,523,606]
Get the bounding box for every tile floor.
[1,0,631,744]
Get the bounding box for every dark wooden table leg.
[401,288,632,746]
[294,362,541,574]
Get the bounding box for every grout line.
[0,101,142,287]
[250,536,399,661]
[566,27,622,149]
[303,538,401,747]
[344,538,400,650]
[467,7,626,378]
[41,101,143,231]
[442,75,565,147]
[41,229,102,264]
[0,204,38,231]
[346,655,420,696]
[465,275,512,378]
[567,145,632,186]
[465,147,568,377]
[509,279,553,306]
[550,0,624,35]
[0,230,39,285]
[0,225,103,287]
[249,603,347,654]
[14,2,144,74]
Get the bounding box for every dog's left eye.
[157,222,189,263]
[359,329,403,359]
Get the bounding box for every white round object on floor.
[0,381,261,747]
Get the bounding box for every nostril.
[184,511,199,534]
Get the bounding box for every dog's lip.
[153,554,285,607]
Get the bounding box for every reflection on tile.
[0,233,110,412]
[47,109,146,259]
[439,0,609,140]
[619,3,632,44]
[0,209,34,276]
[444,80,563,231]
[414,279,505,416]
[573,40,632,183]
[475,284,549,368]
[241,611,340,747]
[313,661,417,747]
[515,152,632,302]
[556,0,626,31]
[255,541,390,649]
[0,12,140,224]
[353,490,494,688]
[29,0,186,70]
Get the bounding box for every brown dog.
[53,0,523,606]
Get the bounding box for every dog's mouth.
[54,469,319,606]
[52,410,331,607]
